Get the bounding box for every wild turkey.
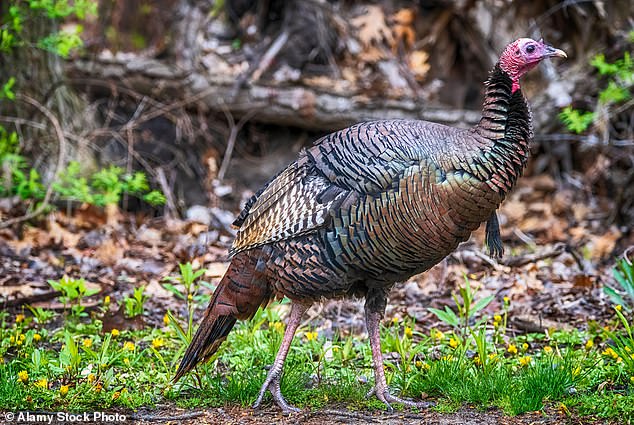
[174,38,566,412]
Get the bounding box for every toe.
[280,404,301,415]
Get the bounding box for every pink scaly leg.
[253,301,309,414]
[365,303,434,411]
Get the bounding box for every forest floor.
[1,170,632,424]
[128,404,602,424]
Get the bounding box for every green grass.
[1,290,633,421]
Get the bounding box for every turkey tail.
[173,251,271,382]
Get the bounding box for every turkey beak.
[543,44,567,59]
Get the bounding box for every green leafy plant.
[603,307,634,380]
[163,263,209,345]
[4,157,166,211]
[559,107,595,134]
[604,255,634,311]
[560,50,633,134]
[123,286,148,319]
[0,127,45,200]
[1,77,16,100]
[52,161,93,203]
[47,275,99,318]
[428,276,494,338]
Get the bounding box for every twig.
[217,107,256,181]
[622,246,634,266]
[128,411,205,422]
[501,243,566,268]
[155,167,178,218]
[306,409,379,423]
[513,228,536,247]
[566,244,588,274]
[251,30,290,82]
[0,95,66,229]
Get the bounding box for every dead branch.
[501,242,566,268]
[217,108,257,181]
[251,30,291,82]
[70,57,482,131]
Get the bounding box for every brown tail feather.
[173,251,271,382]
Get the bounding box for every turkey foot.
[365,303,433,412]
[253,372,299,414]
[366,385,434,411]
[252,302,308,414]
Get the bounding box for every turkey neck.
[473,64,532,194]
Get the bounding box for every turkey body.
[244,121,504,301]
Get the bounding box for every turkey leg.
[365,290,433,411]
[253,301,309,414]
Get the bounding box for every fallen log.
[70,55,481,131]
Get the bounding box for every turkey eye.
[526,44,536,53]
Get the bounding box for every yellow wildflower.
[488,353,498,361]
[187,294,193,302]
[474,356,482,366]
[392,317,399,325]
[519,356,531,367]
[104,295,111,306]
[415,360,423,368]
[522,342,529,351]
[163,313,170,326]
[112,391,121,401]
[33,333,42,342]
[16,314,25,323]
[631,376,634,384]
[272,322,284,332]
[111,329,120,337]
[503,296,510,304]
[404,327,413,338]
[626,346,631,352]
[543,346,553,353]
[432,329,445,340]
[449,337,459,349]
[83,339,92,348]
[573,366,581,376]
[9,336,15,344]
[616,305,622,312]
[493,315,502,323]
[123,341,135,351]
[507,344,518,355]
[87,374,96,383]
[124,358,130,366]
[60,385,69,397]
[151,338,164,349]
[18,370,28,383]
[305,331,318,341]
[423,362,431,370]
[16,339,22,346]
[35,378,48,389]
[602,347,619,360]
[585,340,594,350]
[95,383,103,393]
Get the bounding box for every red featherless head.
[498,38,567,92]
